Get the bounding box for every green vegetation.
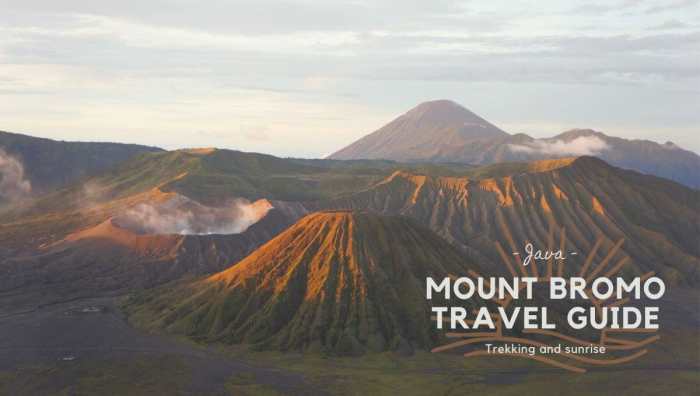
[219,340,700,396]
[162,150,494,203]
[0,356,190,395]
[4,349,697,395]
[224,372,284,396]
[2,341,696,395]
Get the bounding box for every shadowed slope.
[0,204,304,309]
[125,211,483,355]
[0,130,162,194]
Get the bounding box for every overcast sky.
[1,0,698,157]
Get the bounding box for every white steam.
[0,148,32,201]
[117,195,273,235]
[508,136,610,156]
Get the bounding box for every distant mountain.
[328,101,700,189]
[124,211,485,355]
[0,130,162,195]
[312,157,700,285]
[496,129,700,188]
[329,100,508,162]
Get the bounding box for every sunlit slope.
[125,211,484,355]
[311,157,700,284]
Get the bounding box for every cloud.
[645,0,699,14]
[0,148,32,201]
[0,1,504,35]
[116,194,273,235]
[572,0,699,16]
[649,19,690,30]
[572,0,643,15]
[241,125,271,142]
[508,136,611,156]
[5,5,697,86]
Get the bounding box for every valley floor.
[0,289,698,395]
[0,296,324,395]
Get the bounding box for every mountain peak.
[328,100,508,161]
[408,99,469,114]
[415,99,461,107]
[404,100,488,125]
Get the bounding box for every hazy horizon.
[2,0,699,157]
[4,99,700,158]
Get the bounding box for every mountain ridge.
[0,130,163,196]
[328,101,700,188]
[310,155,700,285]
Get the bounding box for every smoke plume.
[117,194,273,235]
[0,148,32,201]
[508,136,610,156]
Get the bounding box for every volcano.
[328,100,508,161]
[0,202,304,307]
[125,211,484,355]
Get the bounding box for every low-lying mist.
[116,194,273,235]
[508,136,610,156]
